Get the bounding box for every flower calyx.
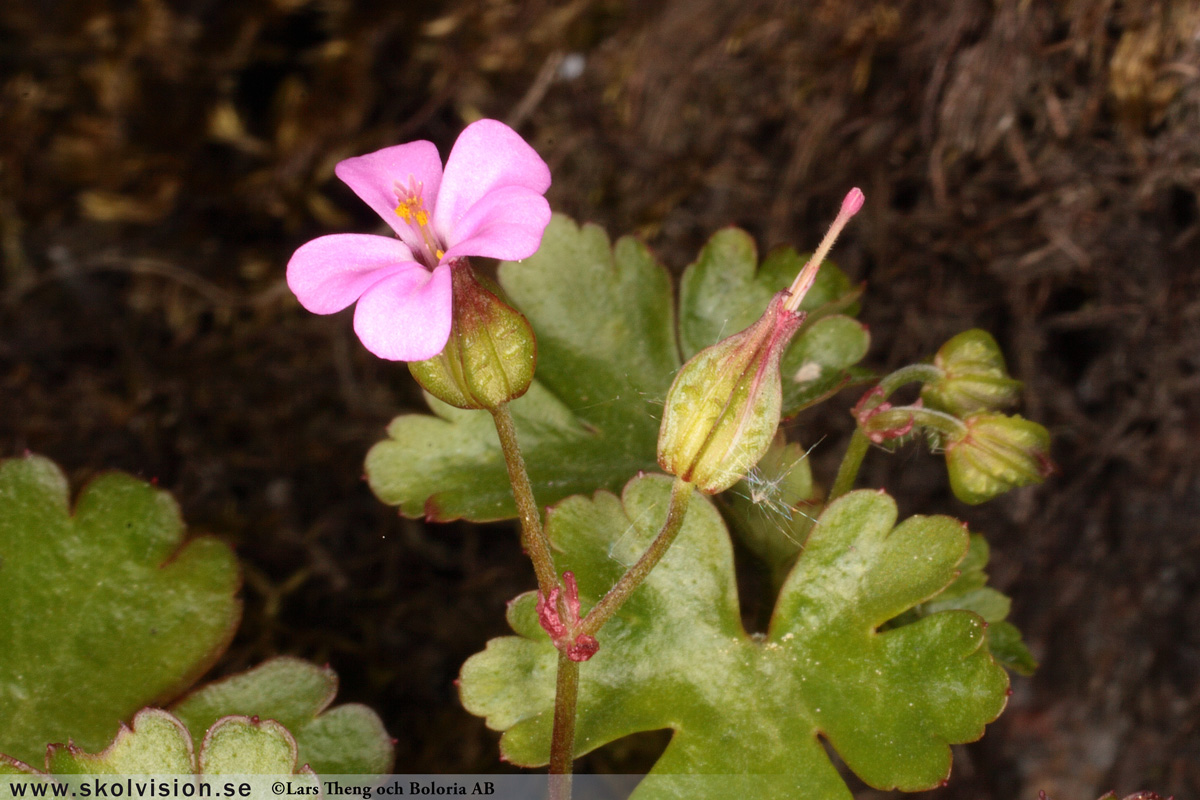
[536,572,600,663]
[409,261,536,410]
[922,329,1022,416]
[658,292,805,494]
[945,412,1055,505]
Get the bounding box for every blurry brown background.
[2,0,1199,797]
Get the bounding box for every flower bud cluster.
[851,327,1053,505]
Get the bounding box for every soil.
[2,1,1199,798]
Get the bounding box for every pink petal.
[353,263,453,361]
[335,141,443,245]
[441,186,552,261]
[287,233,420,314]
[433,120,551,245]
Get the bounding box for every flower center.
[393,178,445,268]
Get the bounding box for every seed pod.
[657,292,803,494]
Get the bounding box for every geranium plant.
[1,120,1065,800]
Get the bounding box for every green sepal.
[409,263,536,410]
[460,477,1010,798]
[0,455,241,765]
[945,413,1054,504]
[922,330,1022,415]
[657,293,801,493]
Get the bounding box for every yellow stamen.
[393,177,446,264]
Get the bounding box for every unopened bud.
[922,330,1022,415]
[658,292,803,494]
[945,413,1054,505]
[409,262,536,410]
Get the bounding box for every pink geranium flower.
[287,119,552,361]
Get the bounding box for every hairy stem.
[866,405,969,438]
[490,404,558,595]
[830,363,949,501]
[579,478,693,637]
[829,428,871,501]
[548,652,580,796]
[875,362,944,398]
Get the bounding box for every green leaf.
[459,477,1009,798]
[0,455,241,766]
[46,709,195,774]
[779,318,871,416]
[678,229,870,416]
[367,215,678,521]
[172,657,394,773]
[31,708,318,785]
[890,534,1037,675]
[367,218,869,523]
[985,621,1038,676]
[199,717,314,776]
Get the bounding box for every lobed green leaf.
[0,456,241,765]
[459,477,1010,798]
[172,658,394,774]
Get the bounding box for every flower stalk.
[830,362,948,500]
[579,477,694,637]
[530,477,694,799]
[548,652,579,800]
[490,404,558,597]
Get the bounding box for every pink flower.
[286,119,552,361]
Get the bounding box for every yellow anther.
[392,178,445,265]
